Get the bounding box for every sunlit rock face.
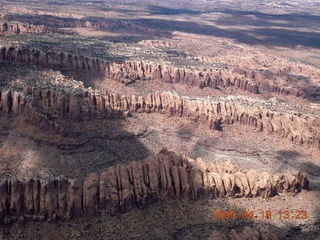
[1,85,319,149]
[1,45,315,100]
[0,148,309,222]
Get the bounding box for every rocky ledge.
[1,86,319,149]
[1,46,316,99]
[0,148,309,223]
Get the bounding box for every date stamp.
[212,209,308,220]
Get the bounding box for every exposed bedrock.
[0,86,319,149]
[2,15,166,36]
[0,21,60,35]
[107,61,313,98]
[0,149,309,223]
[0,46,108,73]
[106,60,314,98]
[2,14,117,30]
[0,46,310,97]
[106,61,261,93]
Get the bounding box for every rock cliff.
[0,46,312,98]
[2,15,165,36]
[0,46,108,73]
[3,14,117,30]
[0,20,76,35]
[0,21,49,35]
[0,47,259,93]
[0,85,319,149]
[0,148,309,223]
[105,61,313,98]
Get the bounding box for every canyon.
[2,45,319,100]
[0,0,319,239]
[0,85,319,150]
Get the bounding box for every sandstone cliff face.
[0,86,319,149]
[0,149,309,223]
[192,49,320,100]
[106,61,260,94]
[106,61,313,98]
[1,46,319,149]
[3,15,108,30]
[0,46,108,73]
[0,21,50,35]
[0,46,311,98]
[3,15,166,37]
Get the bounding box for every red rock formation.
[0,21,49,35]
[3,15,105,30]
[0,149,310,222]
[0,87,319,149]
[0,46,109,74]
[2,15,165,36]
[1,46,312,98]
[106,61,260,94]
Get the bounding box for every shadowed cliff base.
[132,17,320,49]
[0,114,152,181]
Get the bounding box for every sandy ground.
[1,112,319,181]
[0,192,319,239]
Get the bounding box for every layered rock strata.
[0,149,309,223]
[0,85,319,149]
[0,46,311,98]
[2,15,166,36]
[106,61,314,98]
[0,21,50,35]
[3,15,110,30]
[0,46,108,73]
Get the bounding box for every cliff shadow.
[148,5,201,16]
[275,150,311,174]
[4,7,320,49]
[276,150,320,177]
[299,161,320,178]
[42,115,153,179]
[0,107,152,181]
[213,9,320,30]
[131,11,320,49]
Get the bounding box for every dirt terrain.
[0,0,319,239]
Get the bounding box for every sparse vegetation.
[0,0,319,239]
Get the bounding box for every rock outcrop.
[3,14,119,30]
[1,83,319,149]
[0,21,50,35]
[0,149,310,223]
[2,15,166,37]
[0,45,227,91]
[105,61,315,98]
[0,45,313,98]
[107,61,260,94]
[0,46,108,73]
